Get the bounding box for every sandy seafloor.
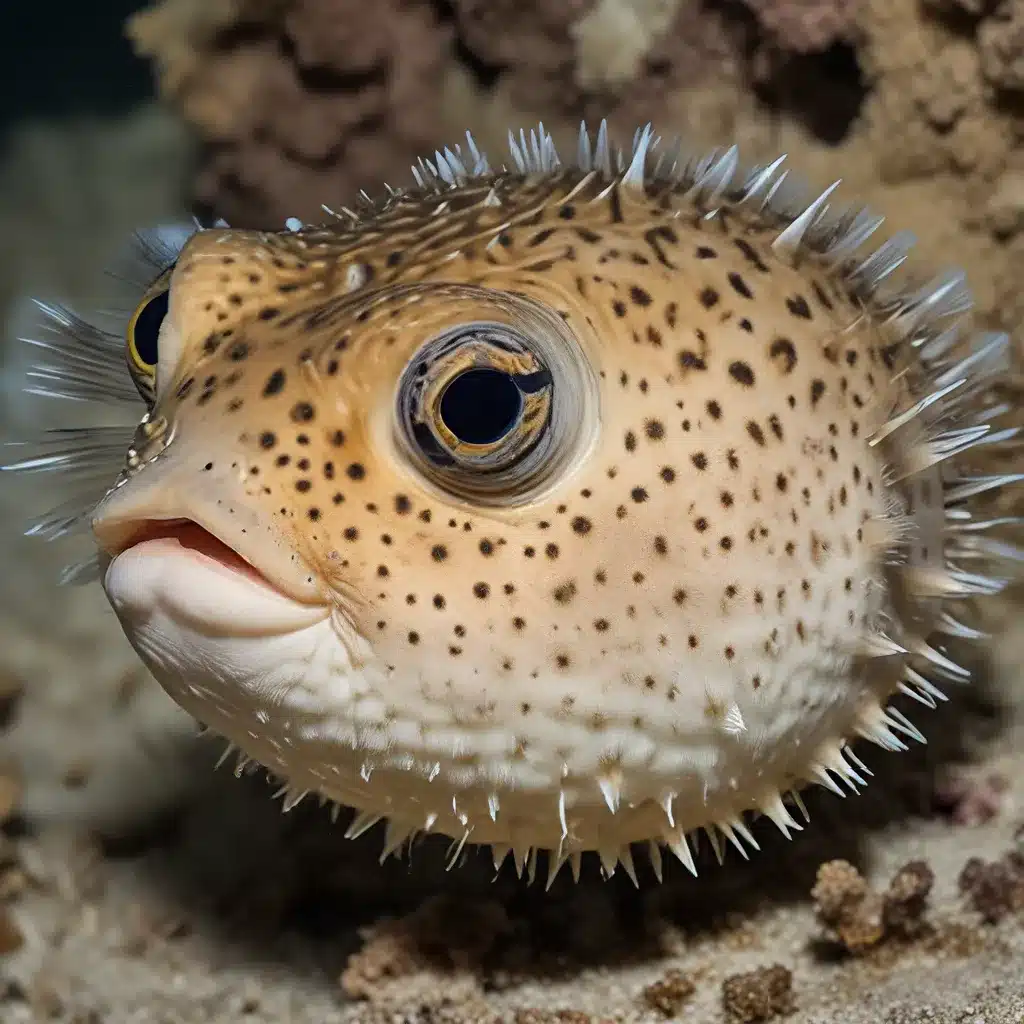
[1,102,1024,1024]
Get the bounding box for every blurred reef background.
[1,2,1024,1022]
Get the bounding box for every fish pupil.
[134,290,169,366]
[439,368,522,445]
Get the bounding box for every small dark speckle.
[571,516,592,535]
[263,369,286,396]
[728,361,755,387]
[786,295,812,319]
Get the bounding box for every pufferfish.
[5,122,1022,886]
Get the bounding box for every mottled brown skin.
[94,170,916,870]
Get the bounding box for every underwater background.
[0,2,1023,1021]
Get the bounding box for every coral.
[740,0,862,52]
[811,860,885,953]
[958,850,1024,923]
[339,895,510,1005]
[641,968,697,1017]
[811,859,935,954]
[979,0,1024,91]
[882,861,935,939]
[720,964,795,1023]
[128,0,453,227]
[451,0,746,149]
[933,768,1010,825]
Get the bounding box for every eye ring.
[394,298,598,507]
[127,287,170,374]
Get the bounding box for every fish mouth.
[100,517,272,587]
[95,516,330,638]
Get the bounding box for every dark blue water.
[0,2,153,131]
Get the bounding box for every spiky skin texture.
[8,124,1020,884]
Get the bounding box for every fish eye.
[395,306,597,507]
[127,288,169,374]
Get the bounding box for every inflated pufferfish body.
[6,123,1022,885]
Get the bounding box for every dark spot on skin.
[727,272,753,299]
[644,419,665,440]
[630,285,652,307]
[678,350,708,371]
[810,379,826,407]
[612,299,627,318]
[699,287,720,309]
[734,238,770,272]
[729,361,755,387]
[706,400,722,420]
[691,452,708,471]
[545,543,560,559]
[746,421,766,446]
[553,581,577,604]
[571,516,592,535]
[290,401,315,423]
[624,430,637,452]
[473,582,490,599]
[769,338,797,373]
[786,295,812,319]
[660,467,676,483]
[259,431,276,449]
[479,539,494,555]
[631,487,648,503]
[263,369,286,396]
[694,517,708,533]
[346,463,366,480]
[431,544,448,561]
